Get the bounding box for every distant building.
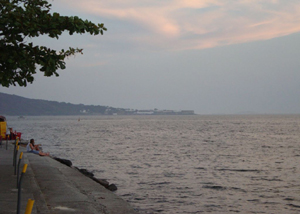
[180,110,195,115]
[136,110,154,115]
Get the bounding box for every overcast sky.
[1,0,300,114]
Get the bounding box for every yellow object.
[22,164,28,173]
[0,121,6,139]
[16,138,19,145]
[16,145,19,151]
[19,152,23,159]
[25,199,35,214]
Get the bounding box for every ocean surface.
[6,115,300,213]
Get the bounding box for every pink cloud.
[55,0,300,50]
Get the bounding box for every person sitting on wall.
[26,139,50,156]
[9,128,16,140]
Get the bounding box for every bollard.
[13,142,16,166]
[6,135,8,150]
[17,152,23,188]
[13,139,19,167]
[25,199,35,214]
[14,145,19,175]
[17,164,28,214]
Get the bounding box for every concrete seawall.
[0,143,137,213]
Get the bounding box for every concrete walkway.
[0,142,137,214]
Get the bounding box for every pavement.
[0,141,137,214]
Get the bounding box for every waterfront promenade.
[0,142,137,214]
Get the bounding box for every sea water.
[7,115,300,213]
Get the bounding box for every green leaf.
[0,0,106,87]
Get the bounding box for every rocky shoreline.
[18,141,119,192]
[53,157,118,192]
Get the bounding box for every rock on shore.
[53,157,118,191]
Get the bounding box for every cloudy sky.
[1,0,300,114]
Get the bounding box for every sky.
[1,0,300,114]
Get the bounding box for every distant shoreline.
[0,92,195,116]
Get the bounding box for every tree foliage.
[0,0,107,87]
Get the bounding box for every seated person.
[9,128,16,140]
[26,139,49,156]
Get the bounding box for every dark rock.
[78,168,94,178]
[92,177,109,188]
[53,157,72,167]
[107,184,118,191]
[67,164,116,191]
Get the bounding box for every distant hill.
[0,92,195,116]
[0,92,116,116]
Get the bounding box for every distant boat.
[18,116,25,119]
